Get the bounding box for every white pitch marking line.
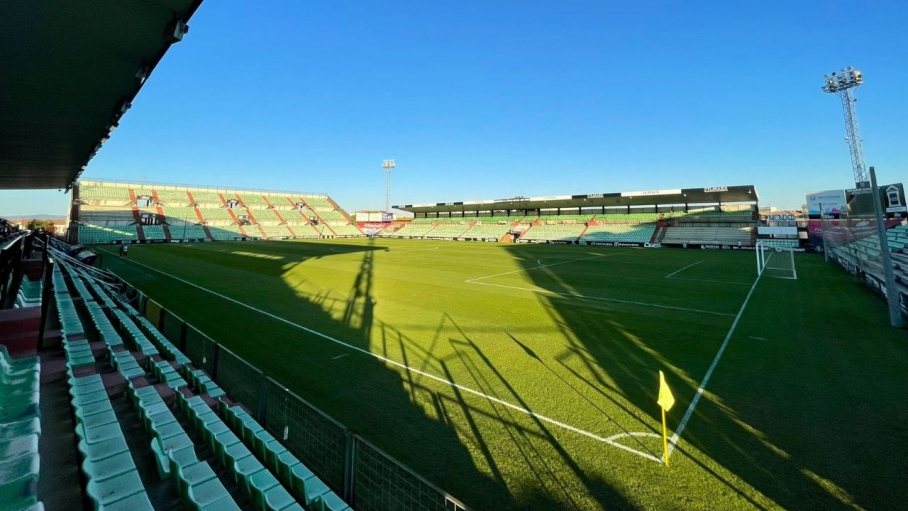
[604,432,664,463]
[664,260,704,279]
[666,276,752,286]
[667,269,763,459]
[468,281,736,317]
[331,353,350,360]
[466,251,629,283]
[748,336,767,341]
[109,254,656,460]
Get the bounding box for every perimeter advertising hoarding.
[806,190,847,217]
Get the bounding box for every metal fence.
[352,436,467,511]
[126,285,469,511]
[264,380,350,493]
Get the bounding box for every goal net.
[756,242,797,279]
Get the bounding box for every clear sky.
[2,0,906,217]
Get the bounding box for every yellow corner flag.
[658,371,675,466]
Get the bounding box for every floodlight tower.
[822,67,867,187]
[382,159,396,213]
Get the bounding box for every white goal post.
[756,242,797,279]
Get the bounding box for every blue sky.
[3,0,906,217]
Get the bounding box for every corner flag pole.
[661,407,669,466]
[657,370,675,467]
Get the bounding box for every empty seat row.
[69,370,154,510]
[175,393,301,511]
[217,398,351,510]
[130,383,241,511]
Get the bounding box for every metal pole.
[819,202,829,262]
[385,167,391,213]
[868,167,904,327]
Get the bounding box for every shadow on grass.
[100,240,644,510]
[502,245,908,509]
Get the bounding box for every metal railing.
[125,290,469,510]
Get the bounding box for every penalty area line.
[109,254,660,461]
[466,251,630,283]
[467,281,736,317]
[664,260,704,279]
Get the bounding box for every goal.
[756,242,797,279]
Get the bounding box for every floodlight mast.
[382,159,396,213]
[822,67,867,187]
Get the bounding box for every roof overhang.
[0,0,204,190]
[395,185,759,214]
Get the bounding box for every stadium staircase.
[186,191,197,206]
[262,196,274,208]
[227,208,241,224]
[217,193,229,206]
[151,190,161,204]
[301,202,337,236]
[154,206,173,241]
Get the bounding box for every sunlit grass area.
[97,238,908,510]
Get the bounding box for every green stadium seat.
[320,492,353,511]
[288,462,331,508]
[85,470,145,508]
[186,477,238,511]
[0,417,40,441]
[0,453,39,510]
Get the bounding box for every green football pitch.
[96,238,907,510]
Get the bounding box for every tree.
[25,219,56,233]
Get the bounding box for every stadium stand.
[258,225,292,239]
[463,217,517,240]
[521,223,587,242]
[190,191,226,206]
[197,208,236,223]
[581,224,656,244]
[238,193,270,208]
[161,206,200,222]
[328,224,363,237]
[661,226,754,245]
[72,181,364,242]
[78,224,138,244]
[317,210,348,222]
[301,196,332,210]
[79,185,131,204]
[379,219,438,238]
[80,206,135,223]
[142,225,167,240]
[170,224,209,240]
[154,189,193,206]
[209,225,249,240]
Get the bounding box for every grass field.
[96,238,908,510]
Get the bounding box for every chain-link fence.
[123,283,471,510]
[352,436,468,511]
[264,379,349,493]
[184,324,216,375]
[215,346,264,415]
[820,188,908,317]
